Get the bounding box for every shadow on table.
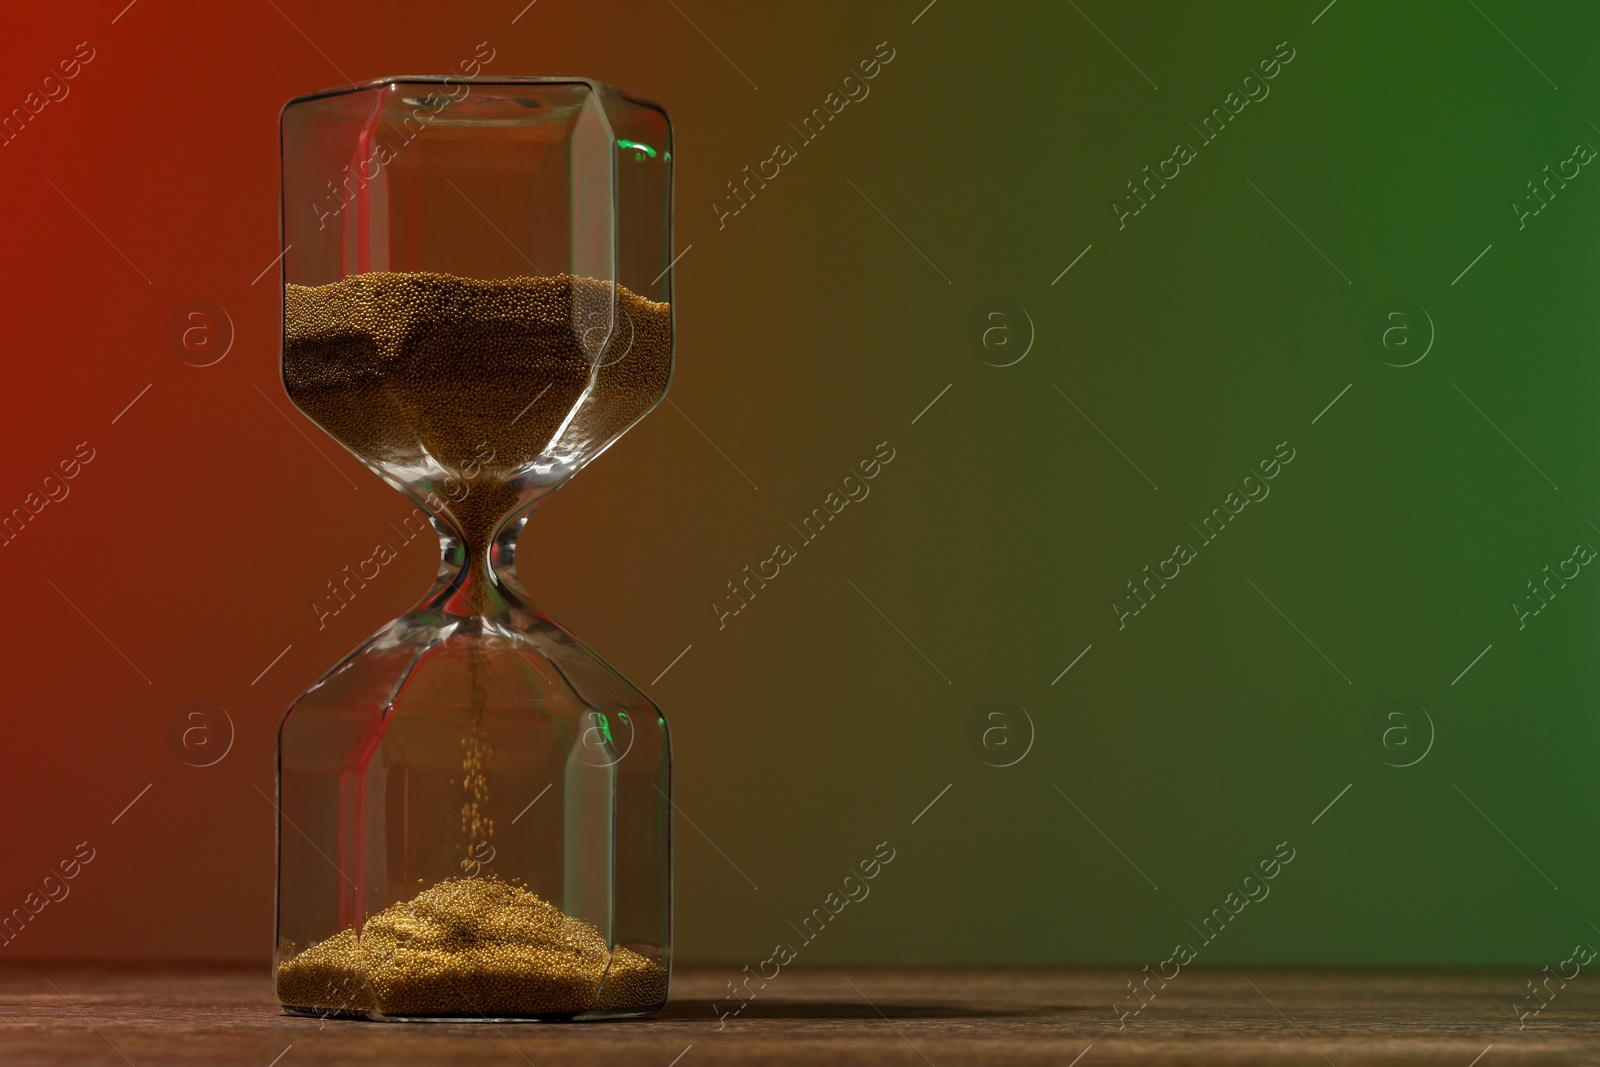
[658,1000,1047,1022]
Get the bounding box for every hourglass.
[271,77,673,1021]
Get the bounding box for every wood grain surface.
[1,965,1596,1065]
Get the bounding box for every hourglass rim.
[284,75,666,116]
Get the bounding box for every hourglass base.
[276,966,668,1023]
[280,1006,664,1023]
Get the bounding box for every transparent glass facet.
[273,76,673,1022]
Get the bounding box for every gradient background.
[1,0,1597,970]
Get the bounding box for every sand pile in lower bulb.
[275,877,668,1017]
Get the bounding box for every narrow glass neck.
[426,511,536,622]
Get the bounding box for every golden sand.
[284,271,670,861]
[275,877,668,1017]
[282,270,671,531]
[279,274,671,1016]
[283,270,670,613]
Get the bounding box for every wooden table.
[1,965,1595,1065]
